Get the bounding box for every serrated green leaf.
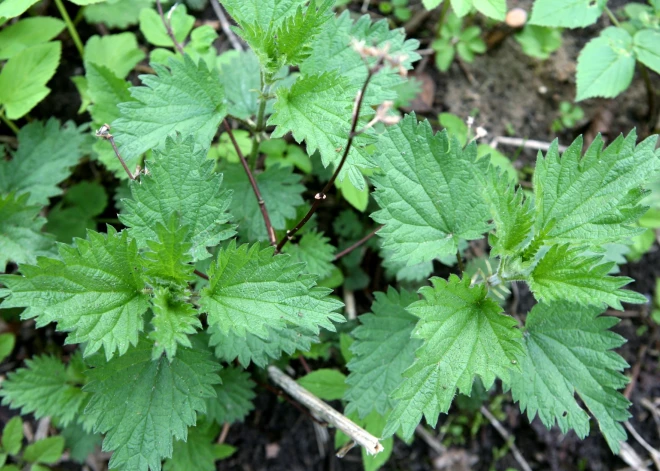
[381,250,434,283]
[1,416,23,455]
[633,29,660,74]
[206,367,256,424]
[0,0,39,19]
[84,0,154,28]
[86,62,135,126]
[0,41,61,119]
[576,27,635,101]
[282,231,335,279]
[112,55,227,162]
[221,163,303,242]
[23,437,64,464]
[60,421,102,463]
[200,241,344,340]
[208,323,318,367]
[83,33,145,79]
[84,338,220,471]
[0,193,54,268]
[0,17,64,60]
[0,227,150,359]
[384,275,522,439]
[149,289,200,361]
[120,135,235,261]
[508,302,630,453]
[370,115,492,266]
[297,369,347,401]
[529,245,645,309]
[164,419,219,471]
[529,0,607,28]
[473,0,505,20]
[0,355,88,426]
[0,118,86,205]
[139,5,194,48]
[531,132,659,249]
[141,216,195,287]
[221,0,306,30]
[0,333,15,363]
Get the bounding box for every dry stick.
[156,0,185,55]
[267,365,384,456]
[334,226,382,261]
[489,136,568,153]
[193,269,209,280]
[624,421,660,471]
[218,423,231,444]
[223,120,277,246]
[95,124,136,180]
[210,0,244,51]
[276,59,384,253]
[479,406,532,471]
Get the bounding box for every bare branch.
[334,226,382,261]
[210,0,244,51]
[480,406,532,471]
[95,124,136,180]
[156,0,185,55]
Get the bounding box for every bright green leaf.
[1,416,23,455]
[84,0,155,28]
[451,0,473,17]
[0,333,15,363]
[141,215,195,287]
[515,25,563,60]
[336,175,369,212]
[473,0,505,20]
[138,5,194,48]
[0,0,40,19]
[633,29,660,74]
[529,0,607,28]
[0,17,64,60]
[423,0,443,8]
[149,288,200,361]
[23,437,64,464]
[297,369,347,401]
[83,33,145,79]
[86,62,134,126]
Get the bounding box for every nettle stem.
[0,107,19,134]
[334,226,382,261]
[156,0,185,55]
[53,0,84,57]
[275,57,385,254]
[95,124,136,180]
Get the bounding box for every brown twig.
[193,269,209,281]
[275,58,385,253]
[223,120,277,246]
[334,226,382,261]
[218,422,230,444]
[210,0,244,51]
[624,344,648,400]
[95,124,136,180]
[156,0,185,55]
[480,406,532,471]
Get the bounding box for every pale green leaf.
[0,17,64,59]
[218,50,261,120]
[0,41,61,119]
[0,0,40,19]
[0,227,150,359]
[370,114,492,266]
[0,118,86,205]
[345,288,421,418]
[206,367,256,424]
[384,275,523,439]
[83,33,145,79]
[508,302,630,452]
[281,231,335,279]
[86,62,134,126]
[84,0,155,28]
[633,29,660,74]
[473,0,505,20]
[576,27,635,101]
[112,55,227,162]
[23,437,64,464]
[0,333,15,363]
[120,135,235,261]
[149,289,200,361]
[336,175,369,212]
[529,245,645,310]
[514,25,563,60]
[0,355,88,426]
[84,339,220,471]
[423,0,443,9]
[200,241,344,339]
[298,369,347,401]
[138,5,194,48]
[450,0,473,17]
[1,416,23,455]
[529,0,607,28]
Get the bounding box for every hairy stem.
[275,58,384,253]
[604,6,621,27]
[455,251,465,272]
[334,226,382,261]
[156,0,185,55]
[53,0,84,57]
[0,107,19,134]
[95,125,135,180]
[223,120,278,246]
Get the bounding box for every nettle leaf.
[508,302,630,452]
[532,132,659,249]
[139,5,195,48]
[0,227,150,359]
[206,366,256,424]
[345,288,421,418]
[200,241,344,339]
[84,338,219,471]
[371,115,492,266]
[529,245,645,310]
[141,215,195,286]
[529,0,607,28]
[149,288,201,361]
[282,230,335,279]
[0,355,88,427]
[0,119,86,206]
[164,419,219,471]
[84,0,155,29]
[222,163,303,242]
[0,193,54,268]
[0,41,61,119]
[485,172,535,257]
[209,323,318,367]
[112,55,227,162]
[384,275,522,439]
[218,50,262,120]
[120,135,235,261]
[0,17,64,60]
[576,27,635,101]
[83,33,145,79]
[86,62,134,126]
[633,29,660,74]
[221,0,306,31]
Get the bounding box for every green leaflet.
[199,241,344,339]
[205,366,256,424]
[83,33,145,79]
[112,55,227,162]
[84,338,220,471]
[149,289,200,361]
[120,135,235,261]
[281,230,336,279]
[345,288,421,418]
[371,114,492,266]
[508,302,630,453]
[529,0,607,28]
[141,216,195,287]
[0,16,64,60]
[383,275,522,439]
[0,227,150,359]
[84,0,155,29]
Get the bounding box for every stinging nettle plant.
[0,1,659,470]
